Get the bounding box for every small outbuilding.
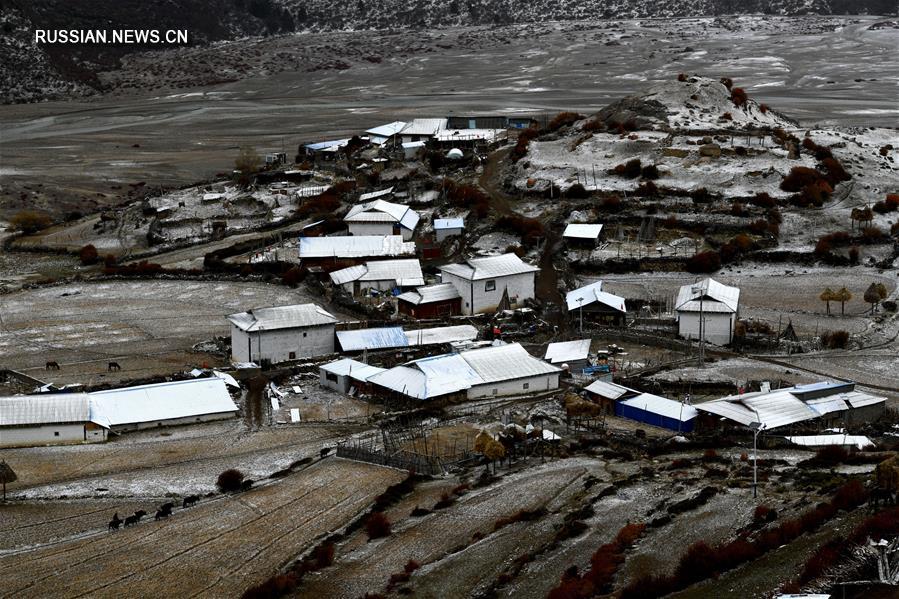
[344,199,420,240]
[563,224,604,248]
[434,217,465,242]
[675,278,740,346]
[397,283,462,318]
[319,359,386,395]
[565,281,627,326]
[330,259,424,295]
[228,303,338,364]
[544,339,592,373]
[616,393,698,433]
[584,380,638,416]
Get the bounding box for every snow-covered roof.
[345,199,420,231]
[405,324,478,346]
[805,396,850,416]
[544,339,591,364]
[840,390,887,409]
[434,129,505,142]
[0,393,91,426]
[305,139,350,152]
[228,304,337,332]
[434,217,465,230]
[319,358,386,382]
[461,343,561,384]
[787,434,874,450]
[396,283,461,305]
[401,118,447,136]
[675,278,740,313]
[336,327,408,351]
[359,187,394,202]
[620,393,698,422]
[585,380,634,400]
[298,235,415,259]
[89,379,238,428]
[565,281,626,313]
[402,141,426,150]
[439,253,539,281]
[368,342,559,400]
[366,121,408,139]
[330,259,424,287]
[563,223,604,240]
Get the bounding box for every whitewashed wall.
[231,324,335,364]
[677,311,734,346]
[0,423,87,447]
[441,271,536,315]
[468,372,560,399]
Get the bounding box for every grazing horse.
[107,362,121,372]
[124,510,147,527]
[108,512,122,531]
[182,495,200,508]
[154,509,171,521]
[159,502,175,513]
[45,361,60,370]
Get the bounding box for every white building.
[344,199,420,240]
[675,278,740,346]
[366,121,407,146]
[319,359,386,394]
[228,303,338,364]
[368,342,561,402]
[563,223,604,247]
[402,141,426,160]
[298,235,416,260]
[439,253,539,315]
[0,393,106,447]
[399,118,447,144]
[89,378,239,432]
[434,217,465,242]
[565,281,627,325]
[329,259,424,295]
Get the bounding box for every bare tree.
[234,147,261,186]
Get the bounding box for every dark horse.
[108,512,122,531]
[45,361,60,370]
[124,510,147,527]
[154,509,171,521]
[182,495,200,508]
[107,362,121,372]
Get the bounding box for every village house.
[336,324,478,352]
[675,278,740,346]
[88,378,239,433]
[228,303,338,364]
[397,283,462,318]
[433,217,465,242]
[566,281,627,326]
[439,253,539,315]
[563,223,604,249]
[0,393,105,447]
[344,199,420,240]
[329,259,424,295]
[696,381,886,432]
[583,380,697,431]
[367,342,561,404]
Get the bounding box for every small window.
[485,280,496,292]
[492,388,498,395]
[523,382,529,390]
[289,351,296,360]
[303,332,307,338]
[326,372,338,382]
[54,431,60,437]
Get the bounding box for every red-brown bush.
[581,119,605,133]
[759,103,769,113]
[821,157,851,185]
[677,72,688,82]
[781,166,824,192]
[79,244,99,265]
[495,215,545,247]
[547,112,584,132]
[612,158,642,178]
[686,251,721,273]
[635,181,658,197]
[512,127,540,161]
[820,330,850,349]
[730,87,748,107]
[720,76,733,89]
[600,195,622,212]
[753,505,777,524]
[641,164,660,180]
[365,512,392,539]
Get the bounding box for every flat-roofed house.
[675,278,740,346]
[344,200,420,240]
[439,253,539,315]
[228,303,338,364]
